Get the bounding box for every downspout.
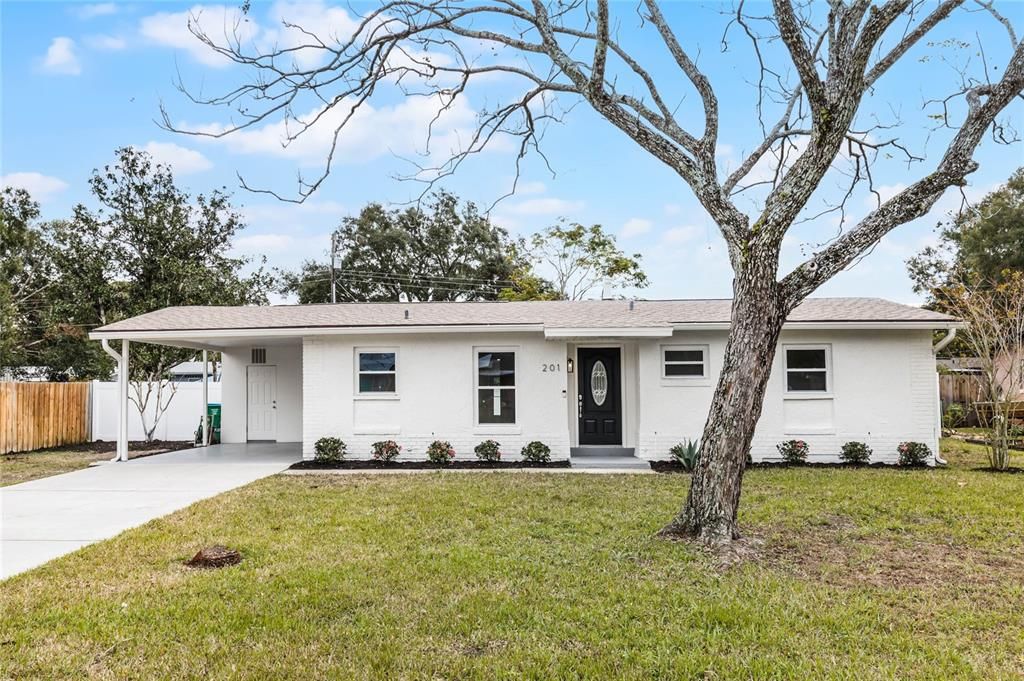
[100,339,129,462]
[932,328,958,465]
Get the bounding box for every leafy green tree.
[0,188,48,375]
[908,167,1024,297]
[505,221,648,301]
[39,147,273,438]
[282,192,521,303]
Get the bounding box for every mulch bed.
[650,460,930,473]
[969,466,1024,474]
[31,440,194,455]
[291,459,571,470]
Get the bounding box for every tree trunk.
[661,267,787,544]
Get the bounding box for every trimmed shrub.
[426,440,456,464]
[474,439,501,462]
[371,439,401,462]
[776,439,809,464]
[314,437,346,463]
[520,440,551,463]
[669,439,700,471]
[942,403,965,429]
[897,441,931,466]
[839,441,872,465]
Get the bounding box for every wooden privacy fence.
[939,374,983,409]
[0,382,90,454]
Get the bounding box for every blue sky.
[2,1,1022,304]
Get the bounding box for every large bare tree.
[167,0,1024,544]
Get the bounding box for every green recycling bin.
[207,403,222,444]
[195,404,222,445]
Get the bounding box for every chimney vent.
[404,309,410,319]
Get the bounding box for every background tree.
[501,222,647,300]
[37,148,273,439]
[908,167,1024,299]
[939,273,1024,470]
[282,192,522,302]
[0,188,48,375]
[171,1,1024,545]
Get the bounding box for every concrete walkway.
[1,443,299,579]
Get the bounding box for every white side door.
[247,365,277,441]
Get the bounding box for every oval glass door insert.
[591,360,608,406]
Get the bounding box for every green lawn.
[1,441,191,487]
[2,441,1023,679]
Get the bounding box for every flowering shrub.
[776,439,809,464]
[474,439,501,462]
[520,440,551,463]
[314,437,347,463]
[669,440,700,471]
[371,440,401,462]
[897,441,931,466]
[426,440,456,464]
[839,441,872,465]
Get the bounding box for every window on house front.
[662,345,708,378]
[784,346,830,392]
[357,350,397,393]
[476,350,516,424]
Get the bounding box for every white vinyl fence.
[91,380,222,442]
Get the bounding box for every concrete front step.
[570,447,636,458]
[571,456,650,470]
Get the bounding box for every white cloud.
[863,182,908,209]
[240,200,346,229]
[514,181,547,195]
[662,225,701,245]
[40,37,81,75]
[663,203,683,216]
[233,233,296,254]
[503,197,584,216]
[1,172,69,200]
[140,5,257,68]
[76,3,118,19]
[191,95,484,166]
[85,34,127,51]
[260,0,360,68]
[140,141,213,174]
[621,218,652,239]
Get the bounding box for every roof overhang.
[672,321,963,331]
[544,326,674,339]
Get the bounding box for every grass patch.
[1,441,191,487]
[2,440,1023,678]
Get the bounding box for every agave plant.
[669,439,701,472]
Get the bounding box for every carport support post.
[202,350,209,446]
[118,339,129,462]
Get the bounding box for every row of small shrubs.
[778,439,932,466]
[667,438,933,468]
[314,437,552,464]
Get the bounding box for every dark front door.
[577,347,621,445]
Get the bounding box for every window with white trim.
[784,345,830,393]
[662,345,708,378]
[356,349,397,394]
[476,349,516,424]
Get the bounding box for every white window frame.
[783,344,832,395]
[354,347,399,397]
[473,346,518,428]
[661,344,709,381]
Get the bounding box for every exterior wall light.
[567,358,574,373]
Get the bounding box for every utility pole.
[329,232,339,304]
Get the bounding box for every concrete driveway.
[1,443,299,579]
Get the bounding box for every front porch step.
[570,447,636,458]
[571,456,650,471]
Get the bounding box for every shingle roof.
[92,297,955,334]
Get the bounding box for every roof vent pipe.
[404,309,409,319]
[629,300,635,311]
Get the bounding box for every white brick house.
[89,298,957,465]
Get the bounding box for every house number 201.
[541,363,561,372]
